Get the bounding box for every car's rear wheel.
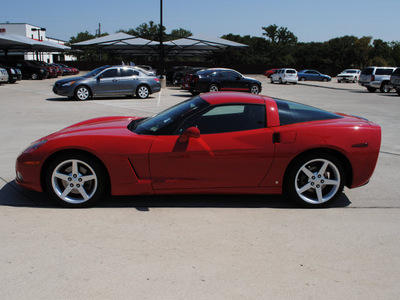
[45,153,107,208]
[75,86,91,100]
[300,77,306,81]
[284,153,345,207]
[367,87,376,93]
[250,84,260,94]
[137,85,150,99]
[208,84,219,92]
[337,79,342,83]
[380,82,391,93]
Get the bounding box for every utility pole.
[159,0,165,81]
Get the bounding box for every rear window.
[376,68,394,75]
[275,99,342,126]
[361,68,374,75]
[286,70,296,74]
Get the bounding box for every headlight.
[61,81,75,87]
[23,140,47,154]
[11,69,15,74]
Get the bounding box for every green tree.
[169,28,192,40]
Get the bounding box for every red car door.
[148,103,275,190]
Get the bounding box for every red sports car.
[15,92,381,208]
[264,68,279,78]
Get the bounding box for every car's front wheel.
[250,84,260,94]
[45,153,107,207]
[284,153,345,207]
[137,85,150,99]
[322,78,328,82]
[75,86,91,100]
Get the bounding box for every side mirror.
[178,127,200,143]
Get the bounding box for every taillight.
[153,78,160,82]
[371,75,375,81]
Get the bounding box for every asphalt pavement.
[0,75,399,299]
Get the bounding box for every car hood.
[43,116,143,140]
[55,76,86,84]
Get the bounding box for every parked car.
[184,68,262,95]
[47,63,63,76]
[28,61,58,78]
[174,67,205,86]
[166,66,190,83]
[336,69,361,83]
[359,66,396,93]
[0,63,22,83]
[263,68,279,78]
[270,68,298,84]
[388,67,400,95]
[0,67,9,83]
[4,60,48,80]
[136,65,156,76]
[52,65,161,100]
[15,92,381,208]
[297,70,331,82]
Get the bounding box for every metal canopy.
[71,33,247,57]
[0,34,70,52]
[72,32,158,55]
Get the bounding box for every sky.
[1,0,399,43]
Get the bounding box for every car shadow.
[46,96,158,102]
[0,180,351,210]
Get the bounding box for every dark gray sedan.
[53,65,161,100]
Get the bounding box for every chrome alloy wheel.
[208,84,219,92]
[137,86,149,98]
[250,84,260,94]
[294,158,341,204]
[51,159,98,204]
[76,86,90,100]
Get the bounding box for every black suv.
[4,60,48,80]
[389,68,400,95]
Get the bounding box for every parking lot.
[1,76,400,299]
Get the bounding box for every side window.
[178,104,266,134]
[376,68,394,75]
[100,69,118,78]
[121,69,139,77]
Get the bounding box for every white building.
[0,22,76,63]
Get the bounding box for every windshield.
[132,96,209,135]
[84,66,109,77]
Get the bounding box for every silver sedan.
[52,65,161,100]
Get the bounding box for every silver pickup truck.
[359,66,396,93]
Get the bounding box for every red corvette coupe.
[15,92,381,208]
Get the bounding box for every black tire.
[279,78,283,84]
[250,84,260,94]
[45,152,107,208]
[136,85,150,99]
[270,78,274,84]
[208,84,219,92]
[396,89,400,96]
[380,82,391,93]
[300,77,306,81]
[74,85,91,100]
[322,78,328,82]
[284,152,345,207]
[367,87,376,93]
[337,79,341,83]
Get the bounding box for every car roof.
[200,92,269,105]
